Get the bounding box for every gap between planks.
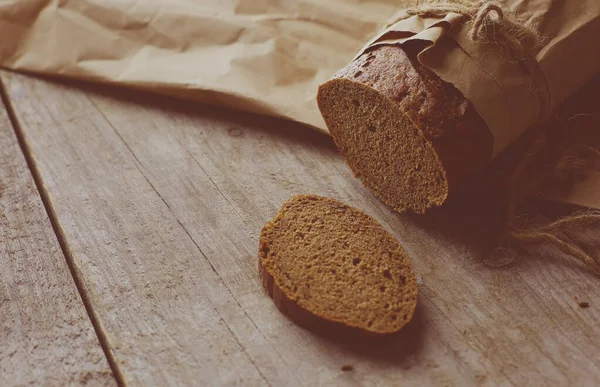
[0,74,127,387]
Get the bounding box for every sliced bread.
[258,194,418,335]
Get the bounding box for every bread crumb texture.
[259,194,418,334]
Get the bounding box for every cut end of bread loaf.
[318,78,449,214]
[317,45,493,214]
[259,194,418,335]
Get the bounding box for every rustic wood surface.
[2,69,599,386]
[0,78,115,385]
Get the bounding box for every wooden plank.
[3,70,600,386]
[0,81,115,385]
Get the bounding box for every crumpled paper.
[0,0,410,131]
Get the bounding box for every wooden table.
[1,70,598,386]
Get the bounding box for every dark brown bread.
[258,194,418,335]
[317,45,494,214]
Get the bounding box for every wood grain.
[0,80,115,385]
[3,70,600,386]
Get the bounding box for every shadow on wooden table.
[407,121,600,278]
[296,300,427,366]
[6,70,341,152]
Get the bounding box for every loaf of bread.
[317,45,494,214]
[258,194,418,335]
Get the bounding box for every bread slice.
[258,194,418,335]
[317,45,494,214]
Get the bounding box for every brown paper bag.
[348,0,600,209]
[355,0,600,157]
